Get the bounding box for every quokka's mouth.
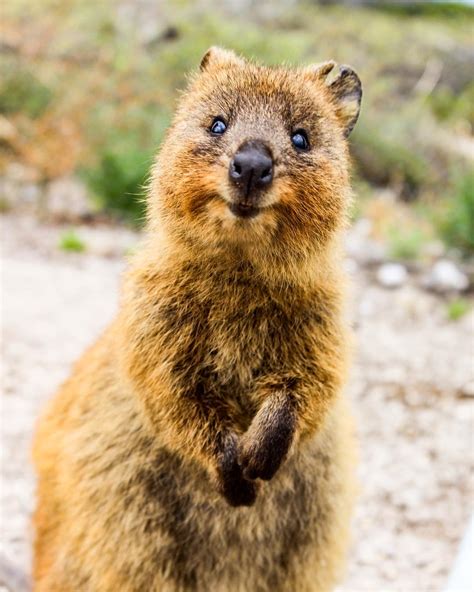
[229,202,260,219]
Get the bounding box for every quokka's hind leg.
[293,401,357,592]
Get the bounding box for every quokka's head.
[149,47,362,260]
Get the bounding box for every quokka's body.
[33,48,362,591]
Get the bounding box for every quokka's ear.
[200,47,245,71]
[308,61,362,137]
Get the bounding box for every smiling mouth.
[229,202,260,219]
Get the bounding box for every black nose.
[229,140,273,200]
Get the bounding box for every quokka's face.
[153,48,362,253]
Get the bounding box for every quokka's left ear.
[200,47,245,72]
[308,61,362,137]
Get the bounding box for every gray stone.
[459,380,474,398]
[376,263,408,288]
[425,259,469,293]
[46,176,92,221]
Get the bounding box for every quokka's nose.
[228,141,273,199]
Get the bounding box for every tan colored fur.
[33,48,361,591]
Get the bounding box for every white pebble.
[425,260,469,293]
[376,263,408,288]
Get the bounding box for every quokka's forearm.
[143,385,260,506]
[129,371,233,466]
[239,391,297,481]
[252,361,345,442]
[237,376,339,482]
[120,324,259,506]
[117,305,230,465]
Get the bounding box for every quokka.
[33,47,362,592]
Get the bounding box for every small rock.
[461,262,474,287]
[345,219,387,265]
[424,259,469,293]
[459,380,474,398]
[376,263,408,289]
[423,240,445,261]
[46,177,92,222]
[397,286,431,319]
[5,162,40,183]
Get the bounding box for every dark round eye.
[210,117,227,135]
[291,129,309,151]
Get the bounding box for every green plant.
[3,0,473,227]
[351,118,429,200]
[350,176,373,221]
[0,196,11,213]
[82,145,151,226]
[437,170,474,257]
[446,298,471,321]
[387,226,427,261]
[59,230,86,253]
[81,103,171,226]
[429,84,474,128]
[0,60,52,118]
[372,2,474,18]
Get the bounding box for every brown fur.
[33,48,362,591]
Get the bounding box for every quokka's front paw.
[239,433,286,481]
[216,433,258,507]
[239,399,296,482]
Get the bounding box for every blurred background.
[1,1,473,591]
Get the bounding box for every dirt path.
[1,214,473,591]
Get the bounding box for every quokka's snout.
[228,139,274,217]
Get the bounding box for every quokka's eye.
[291,129,310,151]
[210,117,227,135]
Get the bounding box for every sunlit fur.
[33,49,361,592]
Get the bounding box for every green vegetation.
[446,298,471,321]
[387,226,427,261]
[80,107,170,225]
[82,146,150,225]
[2,0,473,250]
[352,120,429,200]
[437,171,474,257]
[0,60,52,118]
[0,196,11,213]
[429,84,474,127]
[373,2,474,18]
[59,230,86,253]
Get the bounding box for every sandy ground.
[1,214,473,591]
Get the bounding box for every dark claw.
[216,434,258,507]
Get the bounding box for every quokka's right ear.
[200,47,245,71]
[308,61,362,137]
